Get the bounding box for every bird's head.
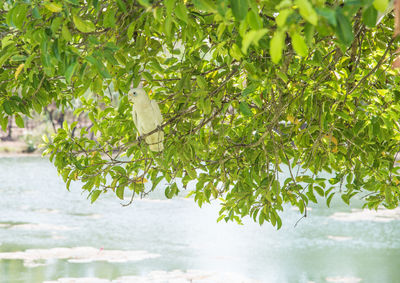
[128,88,149,104]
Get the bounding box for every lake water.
[1,157,400,283]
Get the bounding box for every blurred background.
[1,156,400,283]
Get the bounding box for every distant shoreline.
[0,152,42,158]
[0,140,42,158]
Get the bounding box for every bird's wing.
[150,99,163,125]
[132,106,143,135]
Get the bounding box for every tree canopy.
[1,0,400,228]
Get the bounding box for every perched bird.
[128,88,164,152]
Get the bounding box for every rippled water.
[1,156,400,283]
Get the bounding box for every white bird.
[128,88,164,152]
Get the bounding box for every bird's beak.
[127,95,133,104]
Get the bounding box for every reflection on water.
[0,247,160,267]
[3,223,74,231]
[330,208,400,223]
[325,276,362,283]
[44,269,260,283]
[1,157,400,282]
[326,235,353,242]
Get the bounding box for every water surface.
[0,157,400,283]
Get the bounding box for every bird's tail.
[149,142,164,152]
[146,131,164,152]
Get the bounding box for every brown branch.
[31,75,45,98]
[347,36,396,96]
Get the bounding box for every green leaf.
[362,6,377,27]
[165,0,174,15]
[193,0,217,12]
[314,186,324,197]
[116,0,127,11]
[138,0,151,7]
[229,43,243,60]
[32,6,41,19]
[239,102,252,116]
[196,76,208,89]
[63,120,68,131]
[116,186,124,200]
[15,114,24,128]
[0,116,9,131]
[165,183,179,199]
[335,11,354,46]
[103,9,116,28]
[6,7,16,27]
[242,29,268,54]
[247,10,263,30]
[291,32,308,57]
[298,199,305,213]
[373,0,389,12]
[304,23,314,45]
[276,9,292,27]
[204,98,212,115]
[52,39,61,60]
[14,4,29,29]
[113,166,126,175]
[3,101,12,115]
[62,24,73,41]
[44,2,63,13]
[316,7,337,26]
[275,212,282,229]
[86,55,112,78]
[175,2,189,23]
[91,190,101,203]
[186,166,197,179]
[73,14,95,33]
[65,61,78,83]
[242,84,256,97]
[217,214,226,222]
[295,0,318,25]
[42,134,49,143]
[92,0,99,9]
[341,194,350,205]
[326,192,335,207]
[270,30,285,64]
[65,0,79,4]
[231,0,248,21]
[272,180,280,196]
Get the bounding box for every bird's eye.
[133,91,137,96]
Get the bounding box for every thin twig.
[347,37,396,95]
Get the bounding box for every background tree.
[1,0,400,228]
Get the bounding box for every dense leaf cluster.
[1,0,400,227]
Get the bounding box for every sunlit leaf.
[14,63,24,80]
[134,177,148,184]
[91,190,101,203]
[73,14,95,33]
[242,29,268,54]
[44,2,63,13]
[296,0,318,25]
[291,32,308,57]
[270,30,285,63]
[175,2,189,23]
[373,0,389,12]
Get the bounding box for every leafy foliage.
[1,0,400,228]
